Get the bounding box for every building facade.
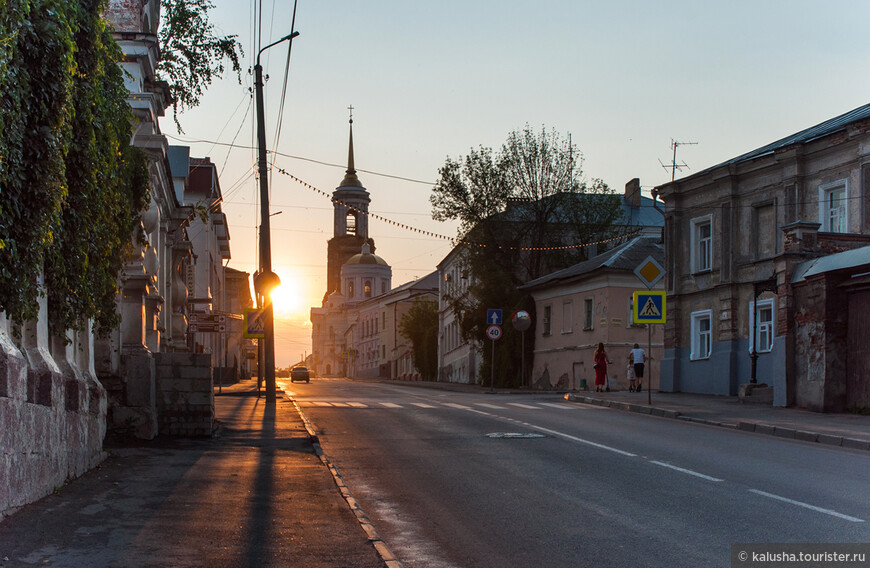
[655,103,870,410]
[521,235,664,391]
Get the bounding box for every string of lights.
[274,166,641,252]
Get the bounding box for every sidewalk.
[0,379,389,568]
[564,389,870,450]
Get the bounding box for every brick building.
[655,103,870,411]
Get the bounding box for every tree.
[157,0,243,131]
[430,126,629,387]
[398,298,439,382]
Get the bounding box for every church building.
[310,116,392,377]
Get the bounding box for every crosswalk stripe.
[380,402,402,408]
[346,402,368,408]
[506,403,539,409]
[444,403,472,410]
[538,402,577,410]
[474,403,505,409]
[411,403,436,408]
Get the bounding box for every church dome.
[344,243,388,266]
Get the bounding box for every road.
[281,378,870,568]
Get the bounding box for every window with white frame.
[562,300,573,333]
[584,298,594,330]
[690,310,712,360]
[691,216,713,273]
[819,180,847,233]
[543,305,552,335]
[749,299,774,353]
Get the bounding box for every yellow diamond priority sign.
[244,308,266,339]
[634,255,665,289]
[633,291,666,324]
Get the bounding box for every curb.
[288,395,403,568]
[564,393,870,452]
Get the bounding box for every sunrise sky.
[162,0,870,367]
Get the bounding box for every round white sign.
[486,324,502,341]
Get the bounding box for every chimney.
[625,178,641,207]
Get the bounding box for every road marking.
[474,403,505,409]
[506,403,539,409]
[346,402,368,408]
[443,403,472,410]
[749,489,865,523]
[522,424,637,457]
[309,402,334,406]
[410,403,436,408]
[538,402,578,410]
[379,402,402,408]
[650,460,724,482]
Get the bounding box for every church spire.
[339,105,363,188]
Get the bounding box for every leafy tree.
[398,298,439,381]
[157,0,243,131]
[431,126,628,387]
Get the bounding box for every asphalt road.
[283,378,870,568]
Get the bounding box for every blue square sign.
[486,309,503,325]
[633,291,666,324]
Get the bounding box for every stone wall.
[0,324,106,521]
[155,352,214,437]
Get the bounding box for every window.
[348,280,354,298]
[690,310,712,360]
[365,280,372,298]
[691,216,712,273]
[346,211,357,235]
[584,298,594,330]
[543,305,552,335]
[562,300,573,333]
[819,181,847,233]
[749,299,774,353]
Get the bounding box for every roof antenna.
[659,139,698,181]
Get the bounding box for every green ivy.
[0,0,149,336]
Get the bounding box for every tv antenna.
[659,139,698,181]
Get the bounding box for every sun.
[269,271,303,317]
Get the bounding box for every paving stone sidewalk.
[0,379,387,568]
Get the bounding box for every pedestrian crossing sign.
[244,308,266,339]
[633,291,666,324]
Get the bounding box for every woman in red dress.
[593,343,610,392]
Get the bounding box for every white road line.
[443,403,472,410]
[379,402,402,408]
[346,402,368,408]
[650,460,724,482]
[506,403,539,409]
[522,424,637,457]
[538,402,578,410]
[309,402,334,407]
[474,403,505,409]
[410,403,436,408]
[749,489,865,523]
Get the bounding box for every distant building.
[436,180,664,386]
[655,103,870,411]
[521,235,663,391]
[310,118,392,377]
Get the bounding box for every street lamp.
[254,30,299,403]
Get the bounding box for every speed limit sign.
[486,324,502,341]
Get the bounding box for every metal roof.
[684,103,870,180]
[521,236,664,290]
[791,246,870,283]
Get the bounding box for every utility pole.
[254,31,298,403]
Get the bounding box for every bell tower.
[325,108,375,297]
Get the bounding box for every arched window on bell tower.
[346,211,357,235]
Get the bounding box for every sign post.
[511,310,532,387]
[486,324,502,393]
[633,255,666,405]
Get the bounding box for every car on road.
[290,366,310,383]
